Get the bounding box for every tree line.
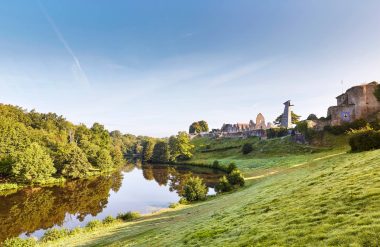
[0,104,138,183]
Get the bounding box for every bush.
[226,163,237,173]
[212,160,220,169]
[349,128,380,152]
[169,202,180,209]
[182,176,208,202]
[3,237,37,247]
[227,169,245,187]
[324,119,368,135]
[242,143,253,155]
[86,219,102,230]
[102,216,116,225]
[215,176,233,193]
[117,211,141,221]
[41,228,70,242]
[266,128,288,139]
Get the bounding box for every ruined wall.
[328,82,380,126]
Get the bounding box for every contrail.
[38,0,90,87]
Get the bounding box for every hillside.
[41,141,380,246]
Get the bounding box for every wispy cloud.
[38,0,90,87]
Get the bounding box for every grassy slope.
[44,138,380,247]
[189,134,348,177]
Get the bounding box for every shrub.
[242,143,253,155]
[227,169,245,187]
[179,198,189,205]
[349,128,380,152]
[86,219,102,230]
[324,119,368,135]
[266,128,288,139]
[169,202,180,208]
[117,211,141,221]
[102,216,116,225]
[41,228,70,242]
[182,176,208,202]
[226,163,237,173]
[215,176,233,193]
[3,237,37,247]
[212,160,220,169]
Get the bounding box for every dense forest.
[0,104,141,184]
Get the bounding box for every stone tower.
[281,100,293,128]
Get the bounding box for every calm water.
[0,164,224,242]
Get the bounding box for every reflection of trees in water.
[142,165,223,197]
[0,172,123,242]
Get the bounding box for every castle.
[221,113,272,133]
[327,82,380,125]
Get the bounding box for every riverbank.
[35,148,380,246]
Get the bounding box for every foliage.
[103,216,117,225]
[3,237,37,247]
[42,228,70,242]
[61,144,92,179]
[307,114,318,120]
[95,149,114,170]
[0,104,132,183]
[227,169,245,187]
[11,143,56,183]
[151,141,170,163]
[266,128,288,139]
[274,111,301,125]
[86,220,102,230]
[226,163,237,173]
[324,119,368,135]
[215,176,232,193]
[168,132,194,161]
[117,212,141,221]
[189,120,209,134]
[242,143,253,154]
[141,139,155,162]
[374,83,380,101]
[348,127,380,152]
[182,176,208,202]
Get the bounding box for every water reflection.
[0,164,223,242]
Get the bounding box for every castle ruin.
[327,82,380,125]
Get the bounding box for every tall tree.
[151,141,170,163]
[61,144,92,179]
[189,120,209,134]
[374,83,380,101]
[274,112,301,125]
[141,139,155,162]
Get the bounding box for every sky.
[0,0,380,137]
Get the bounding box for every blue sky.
[0,0,380,137]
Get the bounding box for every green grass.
[40,148,380,247]
[188,134,349,177]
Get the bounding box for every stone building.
[327,82,380,125]
[281,100,293,128]
[220,113,269,138]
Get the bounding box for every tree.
[182,176,208,201]
[141,139,155,162]
[189,120,209,134]
[95,149,114,170]
[61,144,92,179]
[227,169,245,187]
[198,121,209,133]
[242,143,253,155]
[274,112,301,125]
[12,143,56,183]
[374,84,380,101]
[169,132,194,161]
[215,176,233,193]
[307,114,318,121]
[151,141,170,163]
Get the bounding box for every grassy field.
[188,134,349,177]
[41,135,380,247]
